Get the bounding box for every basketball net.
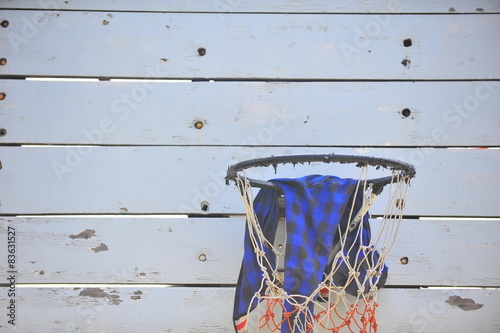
[234,165,410,333]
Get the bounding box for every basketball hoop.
[226,153,415,333]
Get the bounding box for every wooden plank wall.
[0,1,499,332]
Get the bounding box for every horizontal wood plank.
[0,12,499,79]
[0,286,498,332]
[1,80,499,146]
[0,0,499,13]
[0,147,498,216]
[0,217,498,287]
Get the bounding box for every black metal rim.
[225,153,416,194]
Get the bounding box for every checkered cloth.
[233,175,388,333]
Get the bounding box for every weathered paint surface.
[0,2,498,331]
[0,217,499,287]
[0,12,499,79]
[0,147,498,216]
[0,287,497,332]
[1,0,499,13]
[1,80,499,146]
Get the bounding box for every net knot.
[349,270,360,278]
[255,249,265,256]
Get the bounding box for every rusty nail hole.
[201,201,209,212]
[401,108,411,118]
[401,58,411,69]
[198,254,207,262]
[400,257,409,265]
[198,47,206,56]
[0,129,6,137]
[1,20,9,28]
[194,121,203,129]
[403,38,412,47]
[0,58,7,66]
[0,93,6,100]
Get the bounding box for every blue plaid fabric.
[233,175,388,333]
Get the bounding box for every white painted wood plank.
[0,217,498,287]
[0,287,498,332]
[1,11,499,79]
[0,217,246,285]
[0,147,498,216]
[381,219,500,287]
[1,80,499,146]
[0,0,499,14]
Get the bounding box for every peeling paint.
[131,290,143,301]
[69,229,95,240]
[91,243,109,253]
[446,295,484,311]
[79,288,122,305]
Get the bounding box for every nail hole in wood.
[194,121,203,129]
[0,129,6,137]
[400,257,409,265]
[401,58,411,69]
[199,254,207,262]
[201,201,209,212]
[0,93,5,100]
[403,38,412,47]
[0,58,7,66]
[401,108,411,118]
[1,20,9,28]
[198,47,206,56]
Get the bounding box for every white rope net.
[235,166,410,333]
